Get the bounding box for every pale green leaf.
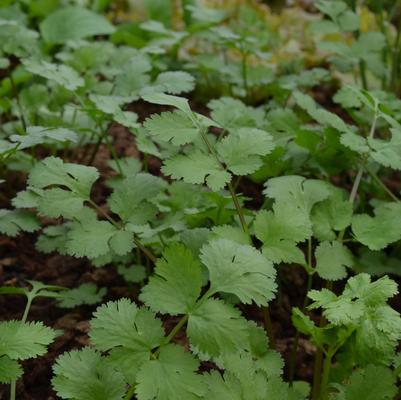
[58,283,106,308]
[187,298,250,358]
[217,128,275,175]
[23,58,84,91]
[162,151,231,191]
[0,356,22,384]
[352,203,401,250]
[52,348,126,400]
[136,345,205,400]
[40,6,115,44]
[0,210,40,237]
[0,321,55,360]
[200,239,277,306]
[140,244,203,314]
[144,111,199,145]
[315,241,353,281]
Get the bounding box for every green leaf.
[10,126,78,150]
[216,128,275,175]
[200,239,277,306]
[0,356,22,384]
[352,202,401,250]
[108,173,165,224]
[343,274,398,306]
[140,244,203,315]
[58,283,106,308]
[142,92,192,117]
[117,264,146,283]
[211,225,250,245]
[23,58,84,91]
[333,365,397,400]
[334,86,363,109]
[368,128,401,171]
[162,151,231,191]
[40,6,115,44]
[293,91,352,133]
[264,176,331,220]
[144,111,199,146]
[0,320,55,360]
[66,218,134,259]
[52,348,126,400]
[136,344,205,400]
[311,186,353,241]
[36,188,89,219]
[355,305,401,364]
[208,97,265,131]
[90,299,164,353]
[0,210,40,237]
[254,176,330,264]
[187,298,250,358]
[28,157,98,200]
[109,230,135,256]
[292,308,324,348]
[308,290,365,326]
[254,208,308,265]
[150,71,195,94]
[315,241,353,281]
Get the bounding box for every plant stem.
[348,164,364,204]
[312,346,324,400]
[320,352,333,399]
[227,182,249,238]
[165,315,189,345]
[124,385,136,400]
[340,101,379,237]
[262,306,276,349]
[348,102,379,206]
[10,294,35,400]
[21,296,33,324]
[366,167,400,202]
[134,237,157,264]
[88,200,157,264]
[199,127,250,239]
[198,120,276,351]
[9,382,16,400]
[289,239,313,384]
[358,60,368,90]
[241,50,249,99]
[10,75,27,132]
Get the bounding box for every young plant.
[0,281,63,399]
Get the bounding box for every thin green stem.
[241,50,249,99]
[152,315,189,358]
[289,239,314,384]
[10,75,27,132]
[86,132,104,165]
[88,200,157,264]
[10,295,34,400]
[312,345,324,400]
[358,60,368,90]
[366,167,400,202]
[262,306,276,350]
[319,352,333,399]
[124,385,136,400]
[227,182,249,238]
[164,315,189,345]
[21,296,33,324]
[338,102,379,242]
[9,382,16,400]
[134,237,157,264]
[199,127,250,239]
